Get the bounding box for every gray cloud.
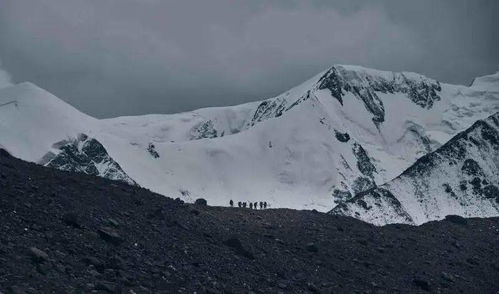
[0,0,498,117]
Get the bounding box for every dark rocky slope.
[0,151,498,293]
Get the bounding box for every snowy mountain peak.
[0,82,95,162]
[316,65,441,125]
[1,82,64,107]
[1,65,498,213]
[0,81,90,118]
[325,65,440,87]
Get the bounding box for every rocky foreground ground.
[0,150,498,293]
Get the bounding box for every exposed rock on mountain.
[352,143,377,179]
[147,142,160,158]
[331,112,499,225]
[334,130,350,142]
[317,65,441,125]
[39,134,136,185]
[190,120,218,139]
[249,98,287,126]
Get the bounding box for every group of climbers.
[229,200,268,209]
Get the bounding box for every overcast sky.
[0,0,498,118]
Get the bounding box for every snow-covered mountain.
[331,112,499,225]
[0,65,498,211]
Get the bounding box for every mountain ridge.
[331,111,499,225]
[1,65,498,212]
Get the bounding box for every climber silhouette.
[263,202,267,209]
[229,200,234,207]
[259,202,263,209]
[249,203,253,209]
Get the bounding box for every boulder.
[194,198,207,206]
[29,247,49,263]
[62,212,81,228]
[97,227,124,245]
[413,278,431,291]
[223,237,254,260]
[305,242,319,253]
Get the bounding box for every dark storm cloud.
[0,0,498,117]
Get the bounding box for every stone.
[413,278,431,291]
[194,198,207,206]
[441,272,454,282]
[223,237,254,260]
[28,247,49,263]
[108,218,120,227]
[98,227,124,245]
[307,282,320,293]
[9,286,27,294]
[305,242,319,253]
[62,212,81,228]
[106,256,125,269]
[94,281,119,293]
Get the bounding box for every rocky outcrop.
[190,120,218,139]
[334,130,350,143]
[352,143,377,179]
[147,143,160,158]
[248,91,312,127]
[249,98,287,126]
[318,65,441,125]
[334,188,415,225]
[39,133,136,185]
